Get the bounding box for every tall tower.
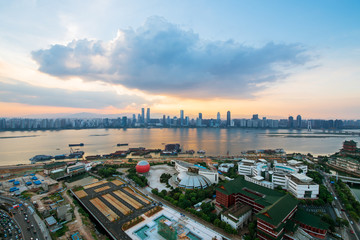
[180,110,184,126]
[217,112,221,126]
[199,113,203,120]
[288,116,294,129]
[141,108,145,124]
[296,115,302,129]
[146,108,150,123]
[226,111,231,127]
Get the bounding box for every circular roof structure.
[136,160,150,173]
[176,171,212,189]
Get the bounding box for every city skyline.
[1,1,360,118]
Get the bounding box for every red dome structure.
[136,160,150,173]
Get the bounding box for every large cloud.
[32,16,310,98]
[0,80,146,108]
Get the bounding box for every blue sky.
[0,1,360,118]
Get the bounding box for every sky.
[0,0,360,119]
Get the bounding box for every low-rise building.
[67,163,86,175]
[221,204,252,229]
[43,162,66,175]
[287,174,319,199]
[218,163,234,173]
[238,159,255,175]
[216,177,328,240]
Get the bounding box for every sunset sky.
[1,1,360,119]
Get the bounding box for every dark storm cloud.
[32,16,310,98]
[0,80,146,108]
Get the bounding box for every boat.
[68,151,84,158]
[117,143,129,146]
[54,154,67,160]
[69,143,84,147]
[29,155,53,163]
[86,155,101,160]
[197,150,206,154]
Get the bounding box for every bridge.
[324,173,360,184]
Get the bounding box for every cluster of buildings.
[2,109,360,130]
[43,161,94,180]
[328,140,360,174]
[216,177,328,240]
[213,157,328,240]
[237,159,319,199]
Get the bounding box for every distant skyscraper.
[146,108,150,123]
[141,108,145,123]
[227,111,231,127]
[252,114,259,120]
[296,115,302,128]
[199,113,202,120]
[162,115,166,126]
[217,112,221,126]
[180,110,184,126]
[288,116,294,128]
[122,116,127,127]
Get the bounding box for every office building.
[227,111,231,127]
[296,115,302,128]
[146,108,150,123]
[180,110,184,126]
[288,116,294,128]
[141,108,145,123]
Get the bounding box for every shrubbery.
[127,167,148,187]
[152,187,237,234]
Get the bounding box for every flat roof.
[223,204,252,219]
[45,216,57,226]
[289,174,314,184]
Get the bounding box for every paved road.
[0,195,48,240]
[322,173,360,240]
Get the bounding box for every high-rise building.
[122,116,127,127]
[296,115,302,129]
[199,113,203,120]
[227,111,231,127]
[217,112,221,126]
[180,110,184,126]
[162,115,166,126]
[252,114,259,120]
[288,116,294,128]
[146,108,150,123]
[141,108,145,123]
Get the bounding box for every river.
[0,128,360,166]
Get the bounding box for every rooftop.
[217,177,284,207]
[289,174,314,184]
[223,204,252,220]
[293,208,329,230]
[257,194,298,227]
[175,160,214,173]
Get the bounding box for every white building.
[271,172,288,189]
[67,163,85,174]
[238,159,255,175]
[218,163,234,173]
[221,204,252,229]
[174,161,219,184]
[287,174,319,199]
